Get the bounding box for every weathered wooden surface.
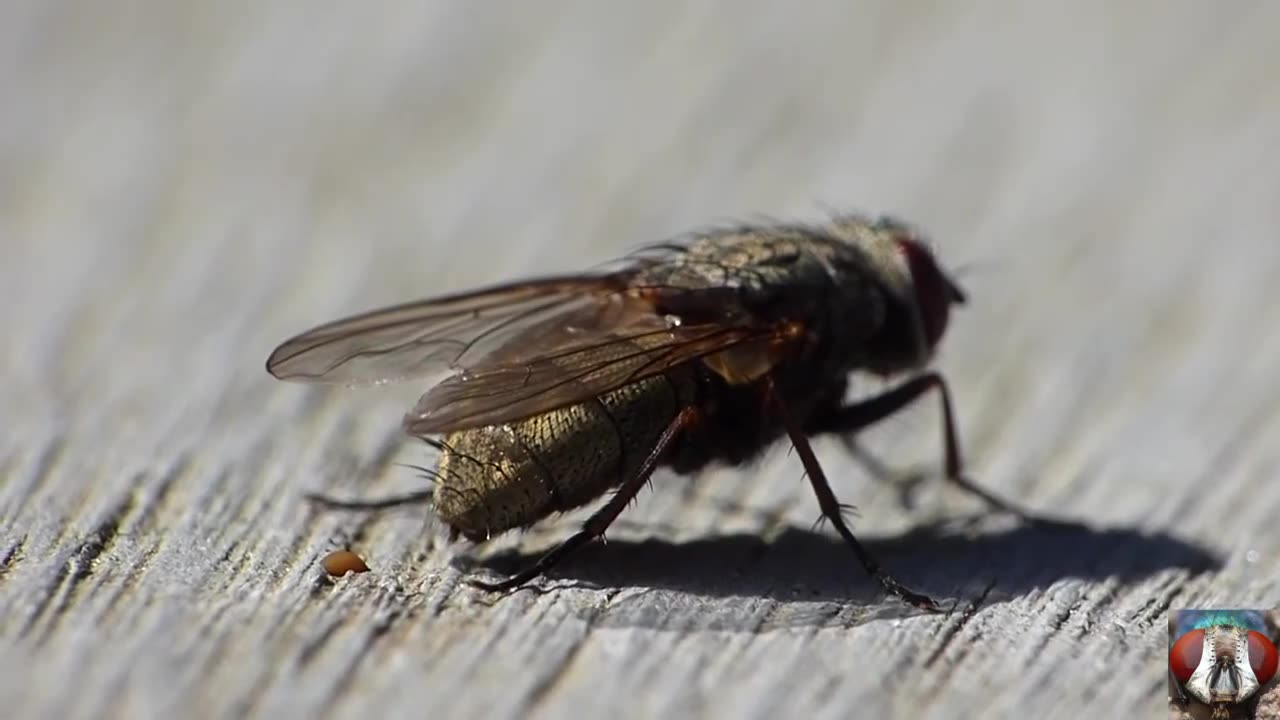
[3,2,1280,719]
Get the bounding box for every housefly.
[1170,610,1280,719]
[266,213,1030,611]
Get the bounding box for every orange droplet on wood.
[321,550,369,576]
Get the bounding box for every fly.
[1170,609,1279,719]
[266,213,1034,611]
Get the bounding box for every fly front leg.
[1168,668,1191,706]
[468,406,701,593]
[805,371,1036,520]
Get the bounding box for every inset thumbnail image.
[1169,609,1280,719]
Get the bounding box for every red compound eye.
[1170,629,1205,683]
[893,237,964,350]
[1248,631,1279,684]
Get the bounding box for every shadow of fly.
[266,213,1035,611]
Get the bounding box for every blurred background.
[3,2,1280,719]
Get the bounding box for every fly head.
[838,217,968,375]
[1171,622,1279,708]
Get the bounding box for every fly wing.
[402,317,790,434]
[267,253,801,434]
[265,274,640,386]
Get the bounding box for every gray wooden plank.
[3,2,1280,719]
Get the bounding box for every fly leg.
[307,462,442,511]
[468,406,700,593]
[765,375,940,612]
[304,490,435,511]
[1168,668,1191,706]
[842,437,930,511]
[805,371,1037,520]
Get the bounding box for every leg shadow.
[454,516,1220,631]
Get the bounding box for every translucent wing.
[403,317,791,434]
[265,274,640,386]
[267,257,802,435]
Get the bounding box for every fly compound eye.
[892,236,966,353]
[1171,628,1206,683]
[1248,631,1279,685]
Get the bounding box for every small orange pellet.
[321,550,369,577]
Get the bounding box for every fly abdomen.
[433,371,695,541]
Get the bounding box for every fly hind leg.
[304,462,444,511]
[305,489,435,511]
[467,406,701,593]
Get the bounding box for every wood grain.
[3,2,1280,719]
